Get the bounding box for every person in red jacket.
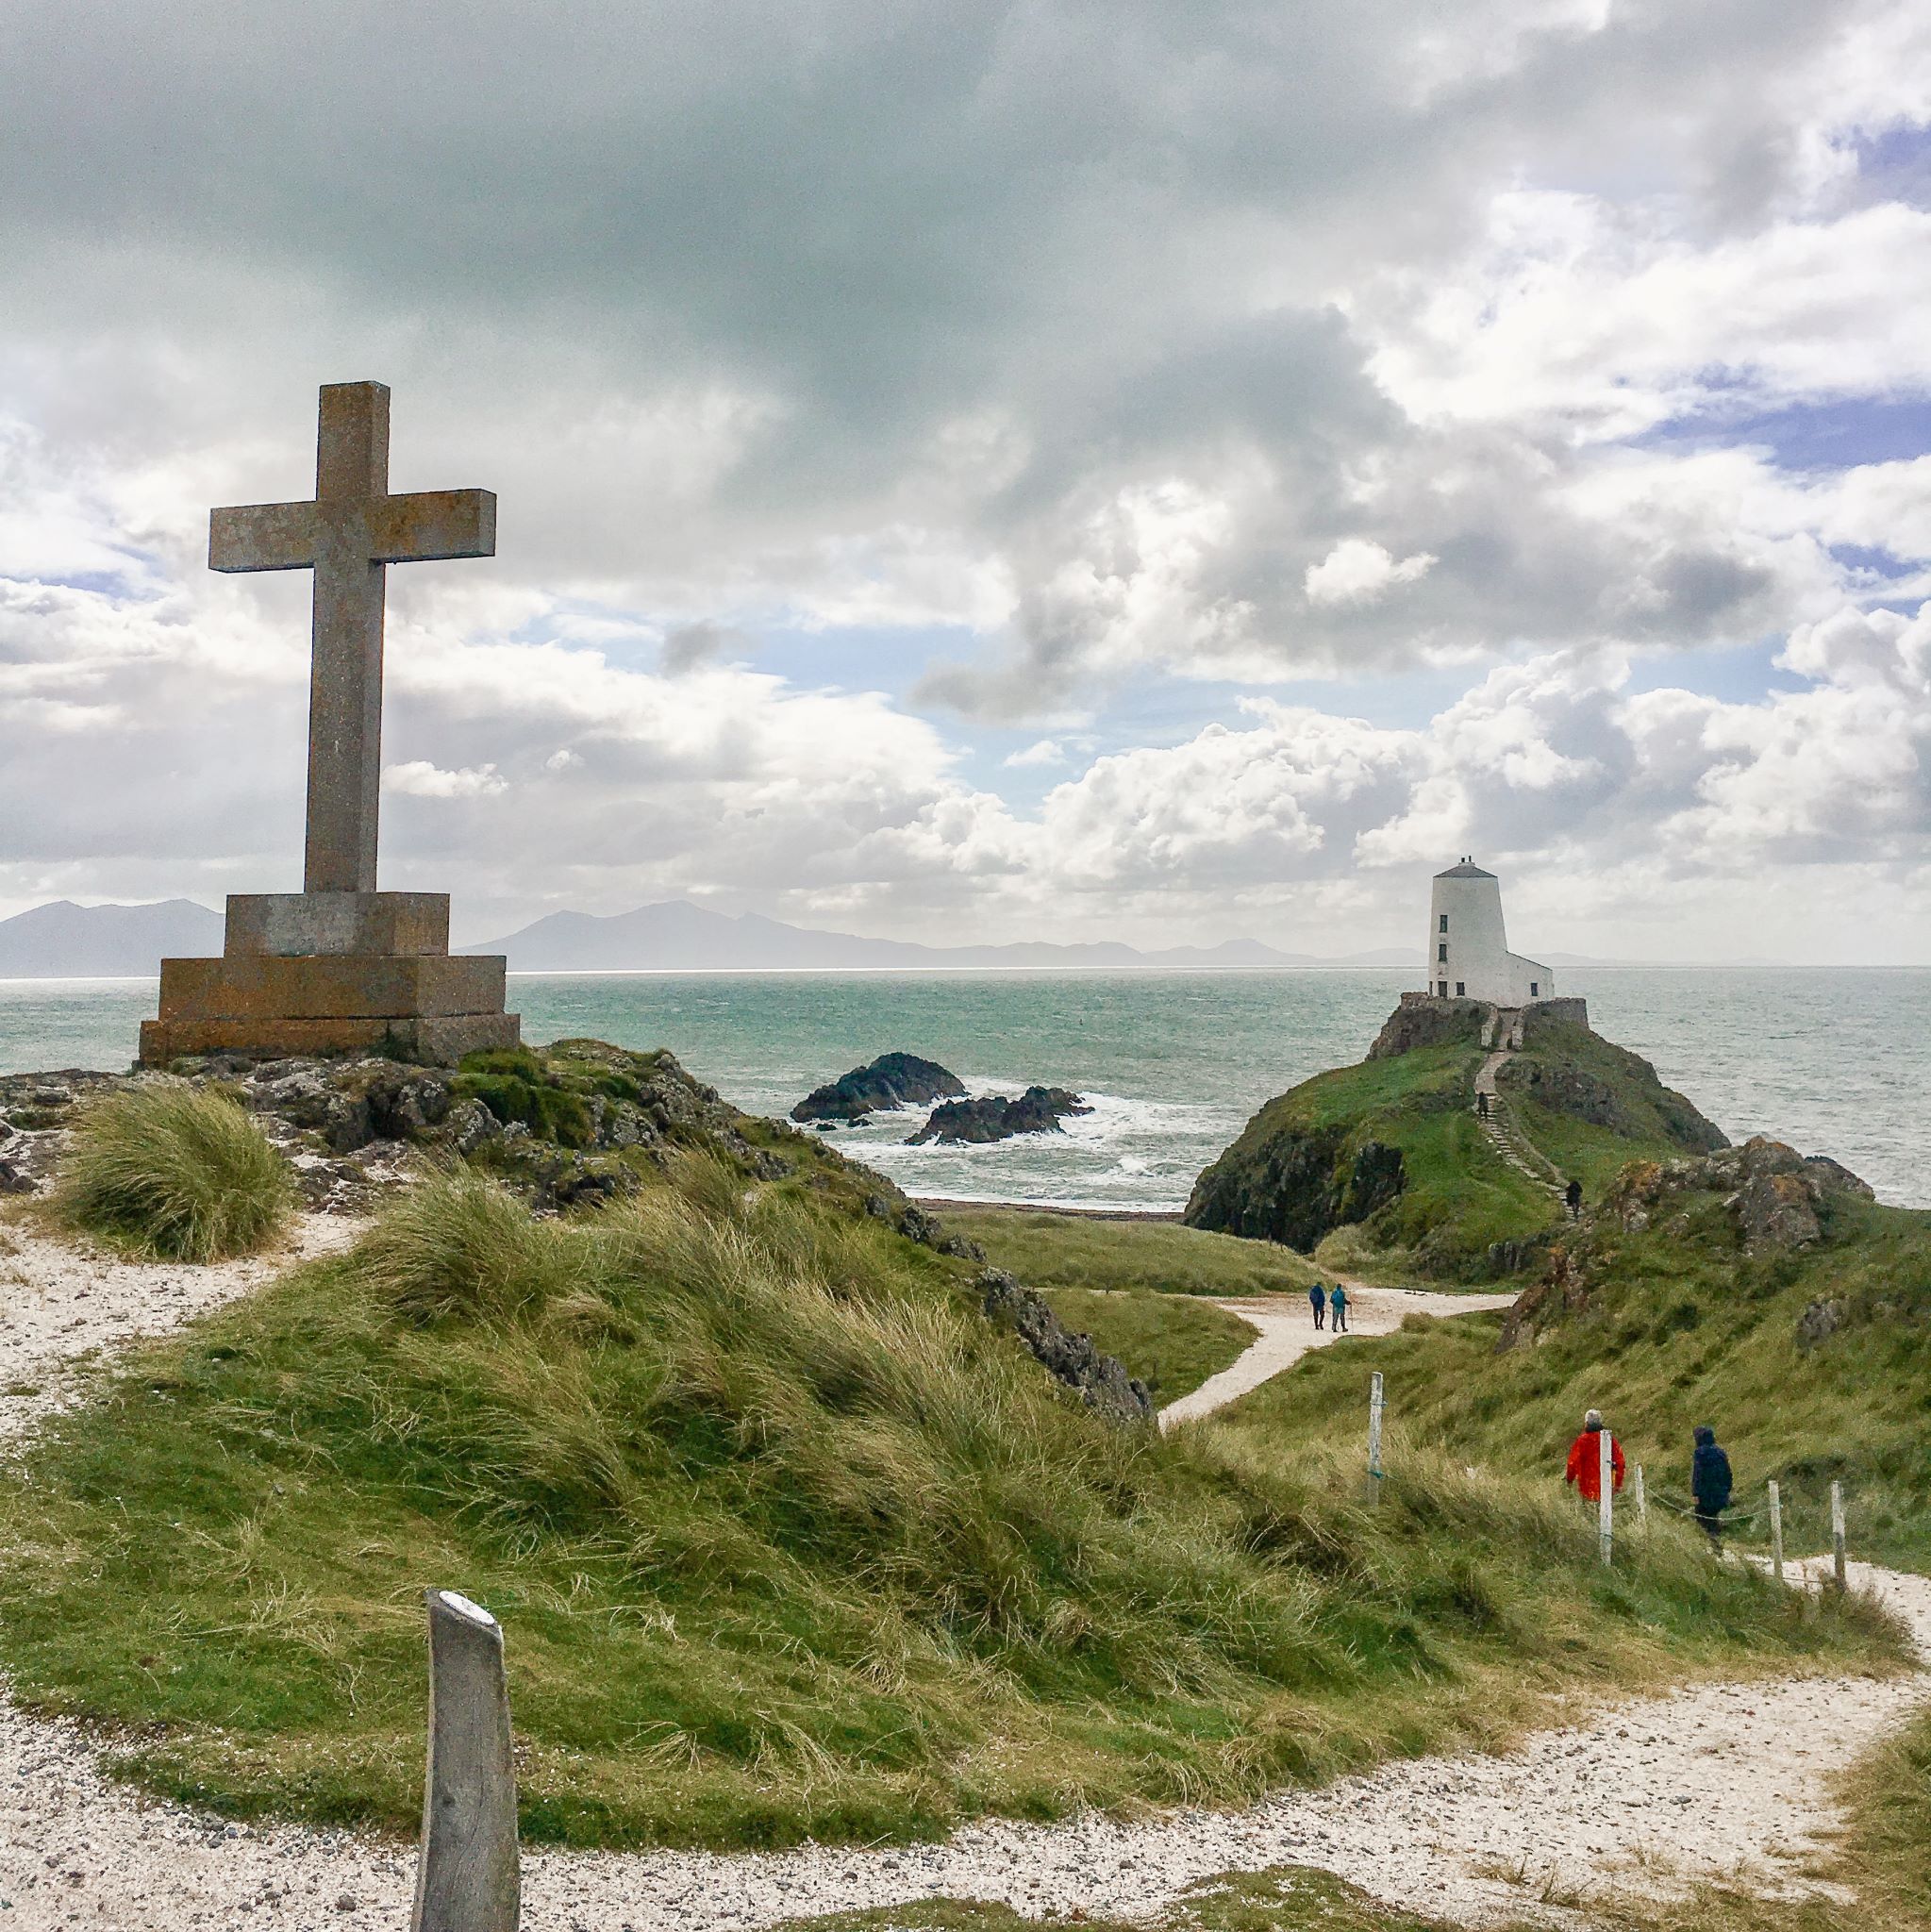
[1564,1408,1625,1500]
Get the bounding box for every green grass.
[1190,1018,1724,1285]
[948,1207,1321,1295]
[0,1160,1894,1852]
[1190,1044,1559,1280]
[1234,1189,1931,1572]
[794,1867,1470,1932]
[52,1080,297,1262]
[1040,1287,1258,1402]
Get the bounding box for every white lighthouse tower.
[1423,860,1553,1005]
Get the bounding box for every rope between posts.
[1648,1492,1771,1525]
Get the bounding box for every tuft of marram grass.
[55,1080,297,1262]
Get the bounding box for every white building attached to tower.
[1423,860,1554,1006]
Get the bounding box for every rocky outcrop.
[791,1053,965,1123]
[907,1086,1091,1145]
[977,1267,1152,1424]
[0,1039,992,1265]
[1185,1123,1408,1251]
[1367,995,1490,1060]
[1498,1138,1879,1351]
[1603,1137,1873,1249]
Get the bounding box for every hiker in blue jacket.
[1308,1280,1325,1329]
[1691,1424,1733,1542]
[1329,1281,1349,1333]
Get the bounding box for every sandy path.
[0,1230,1926,1930]
[0,1211,358,1441]
[1158,1283,1518,1429]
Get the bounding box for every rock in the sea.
[978,1267,1152,1424]
[791,1052,966,1123]
[907,1086,1091,1145]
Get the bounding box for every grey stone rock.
[1795,1298,1844,1349]
[362,1067,452,1138]
[792,1053,966,1123]
[978,1267,1153,1425]
[907,1086,1091,1145]
[447,1099,502,1156]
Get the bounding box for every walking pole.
[1367,1371,1385,1504]
[1832,1481,1847,1591]
[1598,1429,1614,1567]
[1768,1481,1783,1583]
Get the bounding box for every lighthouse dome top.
[1435,858,1496,879]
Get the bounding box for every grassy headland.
[1234,1169,1931,1571]
[0,1124,1893,1849]
[1186,1003,1725,1284]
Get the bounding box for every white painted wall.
[1422,864,1554,1005]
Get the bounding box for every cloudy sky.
[3,0,1929,960]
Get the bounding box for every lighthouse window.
[1439,914,1448,933]
[1437,980,1448,996]
[1530,981,1540,997]
[1438,943,1447,962]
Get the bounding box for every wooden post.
[1634,1464,1647,1543]
[1831,1481,1847,1591]
[412,1590,520,1932]
[1598,1429,1614,1567]
[1368,1372,1385,1485]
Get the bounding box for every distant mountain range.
[458,901,1416,972]
[0,899,224,978]
[6,896,1738,979]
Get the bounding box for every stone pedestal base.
[141,891,519,1068]
[140,1009,519,1065]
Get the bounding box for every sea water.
[1,967,1924,1210]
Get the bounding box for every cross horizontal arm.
[368,490,496,564]
[209,501,321,573]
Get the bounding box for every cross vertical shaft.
[308,382,391,893]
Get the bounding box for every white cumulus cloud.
[1303,540,1440,608]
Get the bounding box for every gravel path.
[0,1210,358,1441]
[0,1226,1924,1930]
[1157,1284,1518,1429]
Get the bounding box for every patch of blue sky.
[31,558,165,600]
[1851,121,1931,205]
[1620,637,1805,706]
[1636,392,1931,472]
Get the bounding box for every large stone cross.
[210,381,495,895]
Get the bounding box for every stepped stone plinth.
[141,891,518,1065]
[140,382,518,1068]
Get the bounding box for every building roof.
[1435,860,1496,879]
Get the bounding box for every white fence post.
[411,1591,520,1932]
[1768,1481,1783,1582]
[1831,1482,1847,1591]
[1368,1371,1385,1490]
[1598,1429,1614,1567]
[1634,1464,1647,1537]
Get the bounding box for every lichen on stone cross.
[209,382,496,895]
